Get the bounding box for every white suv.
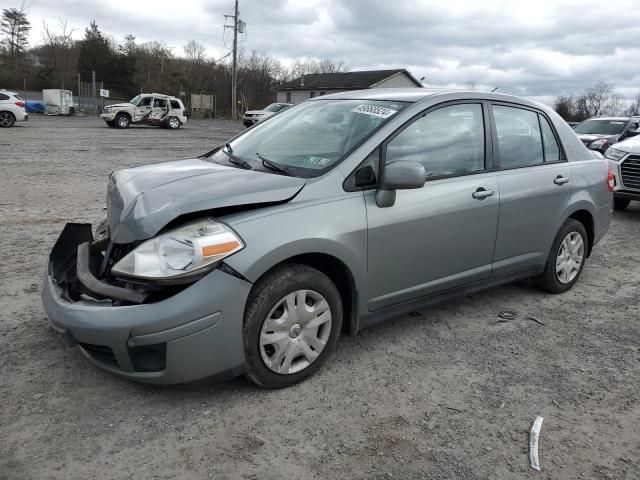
[100,93,188,129]
[0,90,28,127]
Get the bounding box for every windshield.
[574,119,627,135]
[264,103,285,112]
[210,99,408,177]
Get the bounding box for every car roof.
[0,90,18,96]
[141,93,179,99]
[311,88,553,111]
[587,116,632,121]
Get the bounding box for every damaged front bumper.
[42,223,251,384]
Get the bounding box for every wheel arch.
[567,208,595,257]
[246,250,360,337]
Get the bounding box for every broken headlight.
[111,219,244,282]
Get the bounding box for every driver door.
[365,102,500,311]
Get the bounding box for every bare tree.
[584,82,614,117]
[625,92,640,116]
[41,18,76,88]
[183,40,206,64]
[317,58,348,74]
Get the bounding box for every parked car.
[604,135,640,210]
[243,102,291,127]
[0,90,28,127]
[100,93,187,129]
[43,89,612,388]
[573,116,640,153]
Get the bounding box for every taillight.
[15,101,25,108]
[607,165,615,192]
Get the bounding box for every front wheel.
[535,219,588,293]
[614,198,630,211]
[243,264,343,388]
[114,113,130,129]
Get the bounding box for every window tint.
[539,115,560,162]
[139,97,152,106]
[0,93,9,101]
[153,98,167,108]
[170,100,180,109]
[493,106,543,168]
[386,103,485,178]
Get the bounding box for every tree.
[624,92,640,116]
[41,18,76,88]
[584,82,614,117]
[1,3,31,56]
[183,40,206,64]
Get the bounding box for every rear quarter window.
[170,100,181,109]
[0,93,9,101]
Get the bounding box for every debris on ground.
[529,416,544,471]
[527,316,545,326]
[496,311,518,323]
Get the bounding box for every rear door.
[151,97,168,123]
[365,102,500,311]
[490,104,571,275]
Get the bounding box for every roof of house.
[278,69,422,91]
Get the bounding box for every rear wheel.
[166,116,181,129]
[614,198,630,211]
[0,111,16,127]
[243,264,342,388]
[114,113,130,129]
[535,219,588,293]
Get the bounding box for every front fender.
[223,195,368,313]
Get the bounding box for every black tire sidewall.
[0,112,15,127]
[537,219,588,293]
[115,113,130,128]
[243,264,343,388]
[614,198,630,211]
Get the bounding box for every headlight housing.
[604,147,626,161]
[111,219,244,282]
[588,138,609,151]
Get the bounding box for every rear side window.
[0,93,9,101]
[386,103,485,179]
[170,100,181,109]
[153,98,167,108]
[493,105,543,168]
[540,115,561,162]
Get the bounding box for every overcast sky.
[22,0,640,105]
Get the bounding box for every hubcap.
[170,118,179,128]
[259,289,332,375]
[555,231,584,284]
[118,117,128,127]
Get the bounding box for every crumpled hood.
[106,158,306,243]
[577,133,618,144]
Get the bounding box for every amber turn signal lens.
[202,241,240,257]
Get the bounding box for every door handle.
[472,187,495,200]
[554,175,570,186]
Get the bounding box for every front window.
[574,119,627,135]
[210,99,408,177]
[264,103,284,113]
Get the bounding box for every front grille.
[621,156,640,190]
[79,343,119,368]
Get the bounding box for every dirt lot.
[1,115,639,480]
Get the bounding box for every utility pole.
[225,0,240,119]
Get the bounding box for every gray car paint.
[43,88,612,384]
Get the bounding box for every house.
[276,69,423,104]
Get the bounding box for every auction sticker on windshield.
[351,104,397,119]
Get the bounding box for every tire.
[165,116,181,129]
[0,111,16,127]
[614,198,631,211]
[243,264,343,388]
[534,219,588,293]
[114,113,130,129]
[106,121,115,127]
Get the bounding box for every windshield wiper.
[257,153,291,176]
[222,143,253,170]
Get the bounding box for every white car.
[0,90,28,127]
[243,102,291,127]
[604,134,640,210]
[100,93,188,129]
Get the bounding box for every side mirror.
[376,160,426,208]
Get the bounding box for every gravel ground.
[1,115,639,480]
